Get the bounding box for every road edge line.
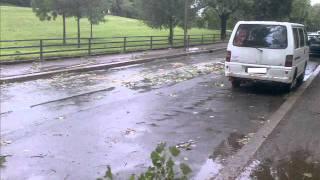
[215,65,320,180]
[0,48,226,83]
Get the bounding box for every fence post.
[201,34,204,45]
[40,39,43,61]
[187,35,190,48]
[150,36,153,50]
[213,34,216,43]
[88,38,92,56]
[123,37,127,52]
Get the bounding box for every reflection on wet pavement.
[250,150,320,180]
[212,132,248,160]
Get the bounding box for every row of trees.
[28,0,320,46]
[31,0,108,45]
[0,0,31,6]
[199,0,320,35]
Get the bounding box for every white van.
[225,21,309,91]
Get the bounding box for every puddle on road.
[211,132,249,160]
[239,150,320,180]
[195,159,223,180]
[195,132,253,179]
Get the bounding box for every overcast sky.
[311,0,320,5]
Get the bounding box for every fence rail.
[0,33,228,61]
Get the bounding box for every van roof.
[237,21,304,27]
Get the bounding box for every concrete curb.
[215,64,320,180]
[0,48,226,83]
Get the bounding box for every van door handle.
[295,56,301,60]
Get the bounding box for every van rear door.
[231,24,288,66]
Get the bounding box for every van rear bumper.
[225,62,294,84]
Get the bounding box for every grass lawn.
[0,5,220,61]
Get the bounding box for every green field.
[0,5,220,61]
[0,5,217,40]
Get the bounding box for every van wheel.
[284,69,297,92]
[231,79,241,88]
[297,63,307,86]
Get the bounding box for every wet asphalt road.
[0,52,319,180]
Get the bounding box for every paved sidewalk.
[0,43,227,78]
[247,73,320,179]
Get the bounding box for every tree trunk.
[90,22,93,39]
[169,18,174,47]
[220,14,228,40]
[184,0,188,50]
[77,16,81,48]
[62,12,66,45]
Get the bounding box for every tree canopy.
[204,0,242,39]
[253,0,293,21]
[1,0,31,7]
[136,0,198,45]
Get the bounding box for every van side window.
[293,28,299,49]
[298,29,305,47]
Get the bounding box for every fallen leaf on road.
[171,63,185,68]
[169,93,177,98]
[1,140,12,146]
[176,140,197,150]
[149,123,159,127]
[124,128,136,136]
[57,116,65,120]
[303,173,312,178]
[258,116,265,121]
[30,154,47,158]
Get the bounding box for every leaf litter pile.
[124,61,225,90]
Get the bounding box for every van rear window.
[233,24,288,49]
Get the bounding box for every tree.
[1,0,31,7]
[137,0,197,46]
[109,0,122,16]
[84,0,108,38]
[108,0,138,18]
[203,8,220,29]
[307,3,320,31]
[253,0,293,21]
[205,0,241,40]
[31,0,55,21]
[31,0,72,44]
[290,0,311,24]
[67,0,87,47]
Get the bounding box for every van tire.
[231,79,241,88]
[297,63,307,86]
[284,69,298,92]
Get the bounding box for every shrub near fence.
[0,33,228,62]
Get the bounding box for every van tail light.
[226,51,231,62]
[285,55,293,67]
